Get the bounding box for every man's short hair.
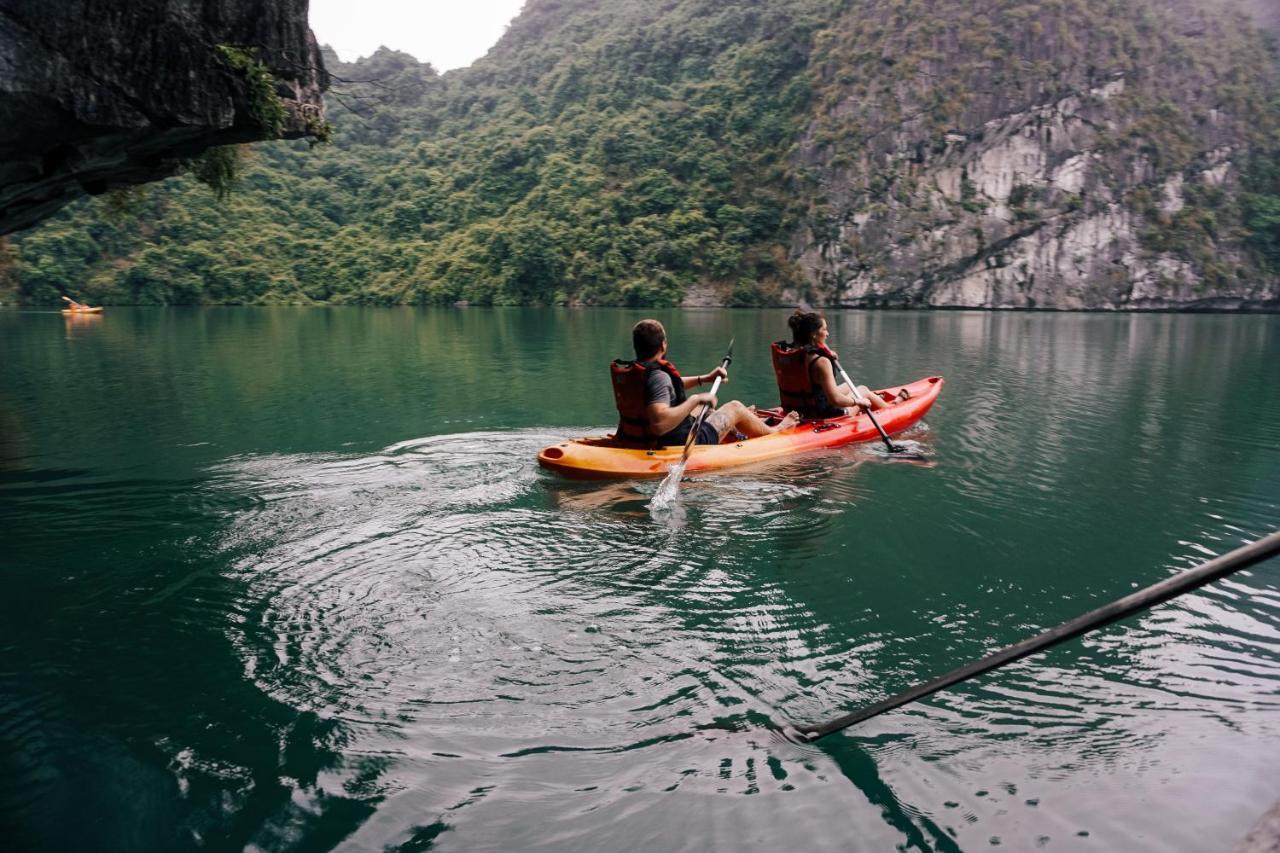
[632,319,666,359]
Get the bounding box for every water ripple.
[178,409,1280,851]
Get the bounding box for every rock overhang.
[0,0,328,236]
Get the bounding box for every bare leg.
[836,380,894,411]
[716,400,800,437]
[854,384,891,411]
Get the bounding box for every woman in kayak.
[771,309,900,419]
[613,319,799,446]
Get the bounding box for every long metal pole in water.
[792,529,1280,742]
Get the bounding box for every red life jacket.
[610,357,688,445]
[771,341,845,419]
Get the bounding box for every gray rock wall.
[790,0,1280,311]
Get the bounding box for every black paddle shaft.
[831,357,906,454]
[794,529,1280,741]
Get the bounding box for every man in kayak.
[612,319,799,447]
[771,309,906,419]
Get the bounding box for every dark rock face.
[0,0,326,235]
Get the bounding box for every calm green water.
[1,307,1278,852]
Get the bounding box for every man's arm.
[680,366,729,390]
[646,393,717,436]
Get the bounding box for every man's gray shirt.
[645,369,678,407]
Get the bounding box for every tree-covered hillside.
[3,0,1278,307]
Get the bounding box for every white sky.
[310,0,527,71]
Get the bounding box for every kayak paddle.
[832,358,924,458]
[651,338,734,507]
[677,337,734,468]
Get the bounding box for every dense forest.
[2,0,1278,307]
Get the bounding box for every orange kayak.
[539,375,943,479]
[61,306,103,314]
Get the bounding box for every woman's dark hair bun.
[789,308,824,345]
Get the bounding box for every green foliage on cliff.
[217,45,286,138]
[8,0,1280,305]
[1246,191,1280,266]
[0,238,17,303]
[1243,111,1280,267]
[191,146,245,201]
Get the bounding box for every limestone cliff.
[0,0,326,236]
[793,0,1280,310]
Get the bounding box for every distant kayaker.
[771,309,904,419]
[612,319,799,447]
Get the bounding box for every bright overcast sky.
[310,0,527,71]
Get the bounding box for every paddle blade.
[878,437,930,461]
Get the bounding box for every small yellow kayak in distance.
[61,306,104,314]
[539,375,944,479]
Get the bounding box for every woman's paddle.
[832,358,922,458]
[650,339,734,507]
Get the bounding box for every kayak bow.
[539,375,943,479]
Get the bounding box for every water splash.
[852,434,932,462]
[648,458,687,513]
[884,437,929,458]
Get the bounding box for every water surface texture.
[1,307,1278,852]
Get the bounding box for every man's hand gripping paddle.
[676,338,734,468]
[651,339,734,507]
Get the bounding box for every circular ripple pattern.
[209,433,913,850]
[214,434,873,741]
[203,424,1280,852]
